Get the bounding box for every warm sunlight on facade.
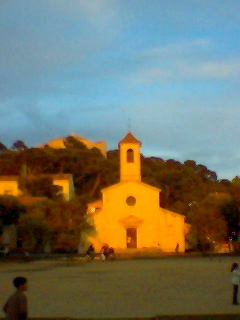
[38,133,107,157]
[87,132,186,252]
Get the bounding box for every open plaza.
[0,255,239,319]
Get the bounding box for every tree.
[0,150,21,175]
[18,164,28,195]
[0,219,3,237]
[11,140,28,151]
[230,177,240,205]
[0,142,8,152]
[25,176,63,200]
[0,195,25,249]
[45,197,92,251]
[186,195,228,251]
[64,136,88,150]
[21,197,93,252]
[220,199,239,239]
[0,195,25,226]
[17,217,50,252]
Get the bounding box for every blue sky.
[1,1,240,180]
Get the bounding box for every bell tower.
[118,132,141,182]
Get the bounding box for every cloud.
[0,1,240,180]
[0,1,121,101]
[132,103,240,179]
[123,40,240,83]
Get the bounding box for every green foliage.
[17,217,50,252]
[186,195,228,250]
[64,136,89,150]
[141,156,220,213]
[0,150,22,175]
[0,219,3,236]
[16,197,92,252]
[25,176,63,200]
[220,199,239,232]
[0,141,8,151]
[45,197,92,251]
[230,176,240,205]
[0,195,25,225]
[11,140,28,151]
[0,139,239,250]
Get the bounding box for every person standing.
[231,263,240,305]
[100,244,109,261]
[86,244,95,261]
[3,277,28,320]
[175,243,179,253]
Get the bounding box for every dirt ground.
[0,256,239,319]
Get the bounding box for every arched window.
[127,149,134,162]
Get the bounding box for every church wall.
[160,210,185,252]
[120,144,141,181]
[0,180,19,196]
[90,186,186,252]
[87,132,187,253]
[91,182,165,250]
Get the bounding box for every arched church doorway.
[126,228,137,248]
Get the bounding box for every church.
[87,132,186,252]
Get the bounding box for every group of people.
[2,261,240,320]
[86,243,115,261]
[100,244,115,261]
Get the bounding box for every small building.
[38,133,107,157]
[87,132,186,252]
[0,173,75,200]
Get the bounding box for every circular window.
[126,196,136,206]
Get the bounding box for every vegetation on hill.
[0,136,239,252]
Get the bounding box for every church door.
[126,228,137,248]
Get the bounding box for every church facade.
[87,132,186,252]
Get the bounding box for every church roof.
[118,132,142,146]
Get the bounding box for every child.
[3,277,28,320]
[231,263,240,305]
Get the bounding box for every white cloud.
[143,39,212,58]
[194,60,240,78]
[124,39,240,83]
[132,57,240,83]
[0,1,240,180]
[0,1,121,88]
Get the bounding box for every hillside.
[0,136,239,245]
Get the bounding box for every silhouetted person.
[86,244,95,260]
[101,244,110,261]
[175,243,179,253]
[231,262,240,305]
[3,277,28,320]
[108,247,115,260]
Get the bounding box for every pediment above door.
[119,215,143,228]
